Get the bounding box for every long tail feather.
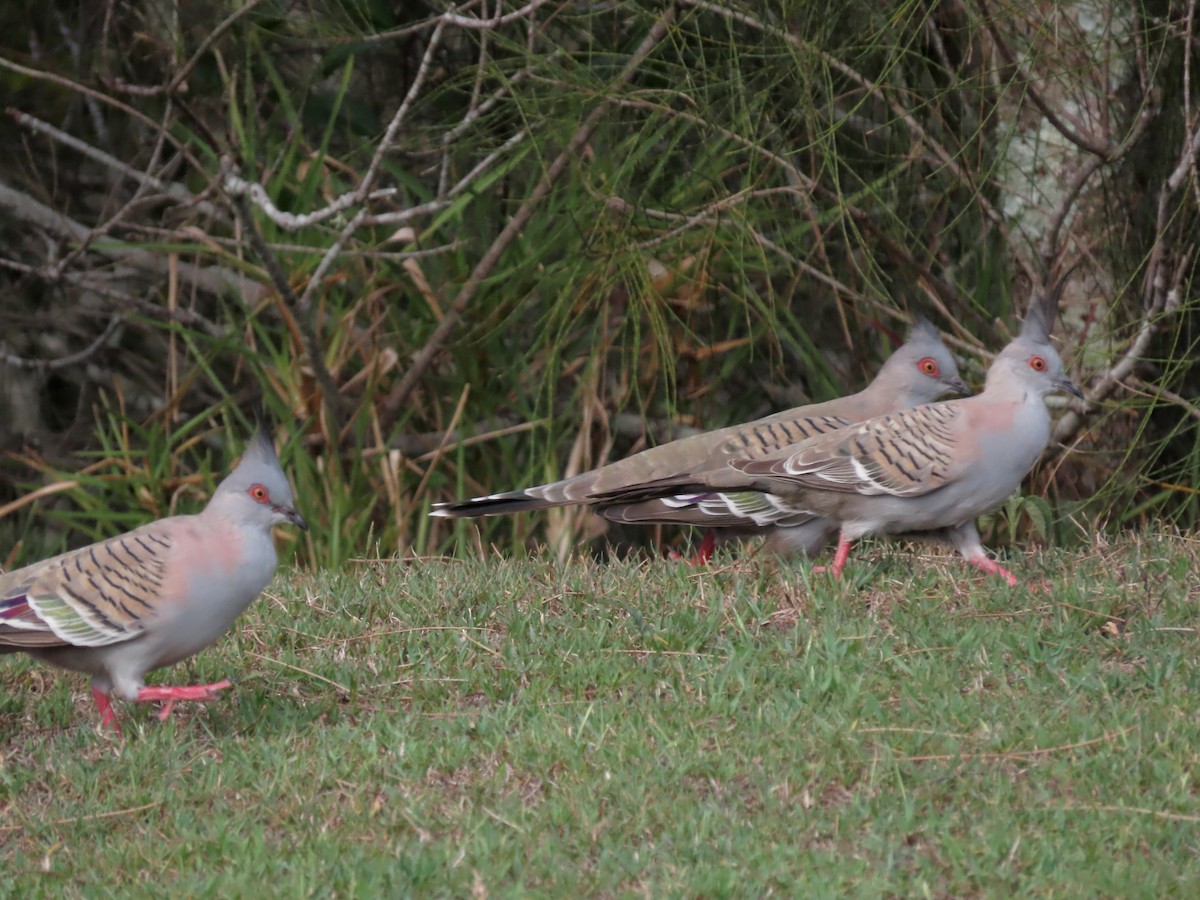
[429,491,565,518]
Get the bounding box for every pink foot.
[809,564,841,577]
[92,686,122,735]
[137,679,234,721]
[668,530,716,565]
[966,555,1019,587]
[811,537,852,579]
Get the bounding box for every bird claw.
[810,537,851,579]
[809,564,843,578]
[137,679,234,720]
[965,555,1019,587]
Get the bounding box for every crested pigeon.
[0,429,307,732]
[431,317,968,559]
[680,302,1081,584]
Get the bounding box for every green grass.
[2,533,1200,895]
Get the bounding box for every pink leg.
[812,536,852,578]
[965,554,1019,587]
[690,530,716,565]
[91,686,122,735]
[136,679,234,720]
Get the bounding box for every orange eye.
[1029,355,1047,372]
[249,484,271,504]
[918,357,940,376]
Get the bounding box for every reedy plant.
[0,1,1196,568]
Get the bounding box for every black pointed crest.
[241,425,280,469]
[1020,289,1060,342]
[907,314,939,342]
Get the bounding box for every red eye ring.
[917,357,940,377]
[249,484,271,504]
[1029,355,1047,372]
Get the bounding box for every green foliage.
[0,1,1197,565]
[979,491,1053,548]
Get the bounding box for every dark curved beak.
[276,505,309,530]
[947,377,972,397]
[1058,377,1084,399]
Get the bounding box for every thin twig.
[0,55,201,170]
[440,0,550,29]
[0,801,163,834]
[976,0,1114,158]
[170,0,270,95]
[221,172,401,230]
[1055,804,1200,824]
[228,192,349,433]
[222,21,526,236]
[0,183,266,301]
[362,130,528,226]
[895,727,1132,763]
[384,7,679,418]
[358,16,449,210]
[248,653,352,695]
[1122,375,1200,423]
[0,257,227,335]
[0,316,123,372]
[7,109,222,220]
[679,0,1000,221]
[47,101,179,279]
[295,209,368,316]
[610,95,815,191]
[324,0,548,46]
[1052,245,1192,444]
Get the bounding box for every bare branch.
[1123,375,1200,424]
[0,183,265,301]
[1166,113,1200,194]
[0,55,202,170]
[7,109,222,220]
[296,209,368,316]
[1052,254,1190,443]
[0,256,226,336]
[223,23,528,235]
[331,0,550,46]
[0,315,123,372]
[440,0,552,29]
[1187,0,1200,209]
[606,185,812,250]
[363,130,528,227]
[221,169,404,231]
[440,2,498,197]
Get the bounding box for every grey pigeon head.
[870,316,970,405]
[986,332,1081,400]
[211,429,307,530]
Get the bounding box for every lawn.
[2,533,1199,896]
